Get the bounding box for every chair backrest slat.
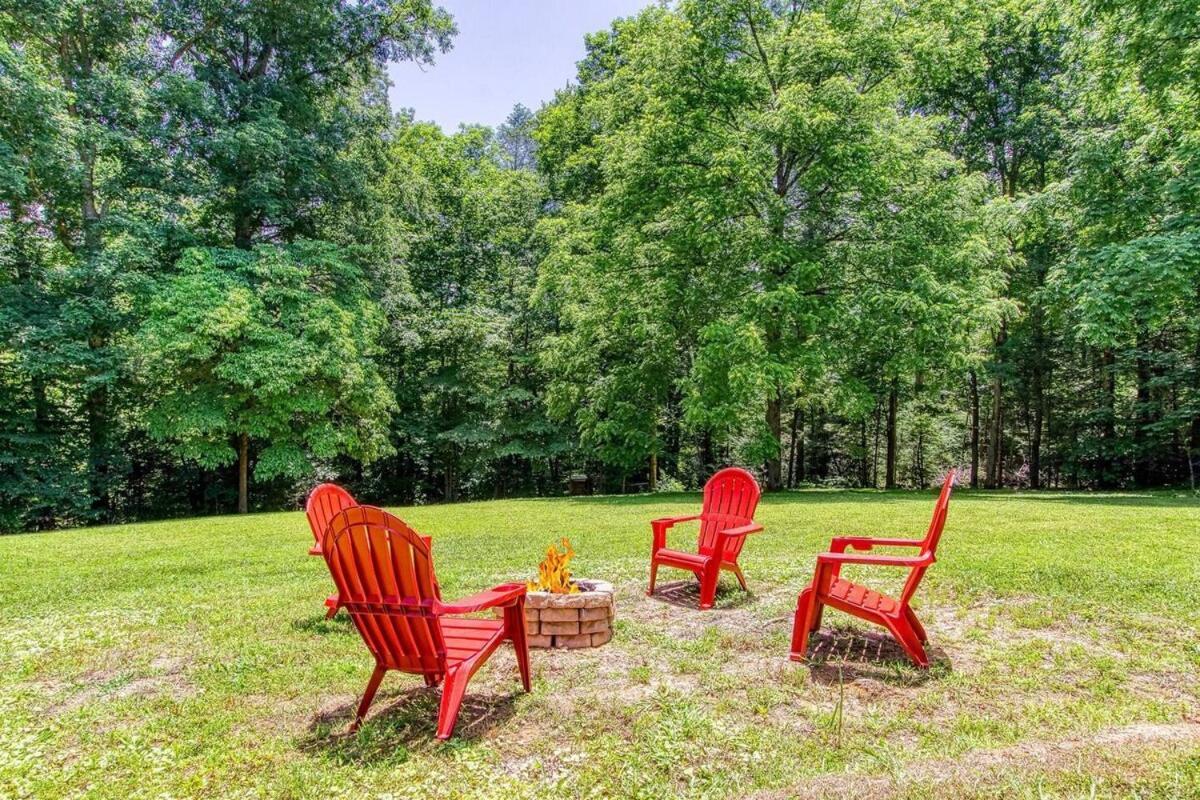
[324,506,446,675]
[921,471,955,555]
[305,483,357,551]
[697,468,762,559]
[900,470,956,606]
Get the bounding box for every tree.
[132,244,394,512]
[1056,0,1200,487]
[361,119,567,502]
[497,103,537,171]
[155,0,455,251]
[910,0,1070,488]
[0,0,166,522]
[537,0,994,490]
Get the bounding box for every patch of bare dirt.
[751,721,1200,800]
[47,655,195,715]
[629,579,794,638]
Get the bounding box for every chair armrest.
[718,523,764,537]
[829,536,924,553]
[651,515,701,551]
[816,551,933,568]
[436,583,525,615]
[651,515,701,528]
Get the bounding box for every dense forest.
[1,0,1197,531]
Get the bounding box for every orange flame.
[528,538,580,594]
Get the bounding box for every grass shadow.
[647,579,756,611]
[803,625,950,686]
[301,683,522,763]
[291,613,354,635]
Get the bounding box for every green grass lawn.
[2,489,1199,799]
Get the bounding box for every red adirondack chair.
[323,505,530,740]
[647,467,764,610]
[789,470,955,668]
[305,483,357,618]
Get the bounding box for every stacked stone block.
[522,579,615,648]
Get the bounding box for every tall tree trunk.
[1098,348,1118,488]
[859,417,870,487]
[871,402,882,487]
[665,389,682,483]
[885,382,898,489]
[765,389,783,490]
[987,373,1003,488]
[795,408,805,485]
[64,33,114,522]
[444,457,457,502]
[699,431,715,479]
[1190,290,1200,491]
[649,452,658,491]
[786,405,801,488]
[763,156,790,492]
[986,325,1007,488]
[1133,340,1155,487]
[31,376,55,529]
[968,369,980,488]
[1191,323,1200,491]
[237,433,249,514]
[1030,364,1044,489]
[235,213,255,250]
[914,431,926,488]
[86,378,111,521]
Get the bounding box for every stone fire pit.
[524,579,614,649]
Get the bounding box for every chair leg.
[423,673,441,687]
[698,560,721,610]
[350,663,386,732]
[790,587,817,661]
[886,617,929,669]
[730,563,749,592]
[647,559,659,596]
[810,599,825,633]
[325,594,339,619]
[904,606,928,644]
[435,667,469,740]
[504,603,532,692]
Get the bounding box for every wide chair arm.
[436,583,526,615]
[651,514,702,550]
[829,536,924,553]
[719,522,764,537]
[651,514,701,528]
[816,551,934,568]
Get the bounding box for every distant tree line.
[1,0,1197,531]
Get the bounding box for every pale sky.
[387,0,653,132]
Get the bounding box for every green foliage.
[536,0,1001,486]
[132,243,394,480]
[363,118,568,501]
[4,0,1200,530]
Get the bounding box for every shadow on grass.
[291,613,354,635]
[301,683,521,762]
[646,579,756,611]
[802,626,950,686]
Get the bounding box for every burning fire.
[528,538,580,594]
